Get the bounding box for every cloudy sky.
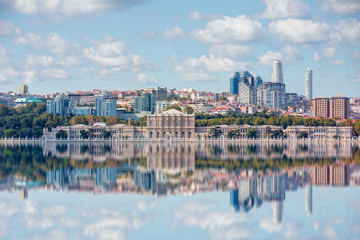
[0,0,359,96]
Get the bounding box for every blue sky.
[0,0,359,97]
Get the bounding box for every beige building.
[313,94,350,119]
[146,109,195,139]
[330,94,350,119]
[286,126,352,140]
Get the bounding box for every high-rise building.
[47,94,74,116]
[312,95,330,118]
[230,72,240,95]
[257,82,286,110]
[134,93,156,113]
[305,67,313,100]
[238,71,260,106]
[271,59,283,83]
[19,84,28,95]
[330,95,350,119]
[95,94,117,117]
[313,95,349,119]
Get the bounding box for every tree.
[227,129,240,139]
[102,130,111,139]
[55,130,68,139]
[70,115,87,125]
[220,96,229,102]
[245,128,257,139]
[209,126,222,138]
[265,126,272,138]
[333,134,339,140]
[166,105,182,111]
[80,130,89,139]
[354,119,360,136]
[0,104,9,116]
[183,106,194,114]
[298,131,308,139]
[4,129,18,138]
[85,115,94,125]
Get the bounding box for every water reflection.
[0,142,359,239]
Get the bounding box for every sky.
[0,0,359,97]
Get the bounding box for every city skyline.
[0,0,359,97]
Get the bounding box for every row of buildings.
[43,109,353,141]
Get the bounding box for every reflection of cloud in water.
[259,217,281,233]
[172,201,251,239]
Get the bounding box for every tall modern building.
[257,82,286,110]
[312,95,330,118]
[134,93,156,114]
[95,94,117,117]
[230,72,240,95]
[271,59,283,83]
[47,94,74,116]
[305,67,313,100]
[19,84,28,95]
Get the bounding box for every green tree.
[80,130,89,139]
[0,104,9,116]
[265,126,272,138]
[227,129,240,139]
[166,105,182,111]
[245,128,257,139]
[333,134,339,140]
[55,130,68,139]
[183,106,194,114]
[354,119,360,136]
[209,126,222,138]
[298,131,308,139]
[4,129,18,138]
[102,130,111,139]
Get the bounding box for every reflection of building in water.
[19,189,28,200]
[312,164,349,186]
[47,167,118,191]
[271,200,283,224]
[134,168,156,192]
[230,187,239,211]
[305,184,312,217]
[146,143,195,173]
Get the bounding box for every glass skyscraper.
[230,72,240,95]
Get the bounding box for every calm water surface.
[0,142,359,240]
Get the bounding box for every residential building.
[134,93,156,114]
[305,67,312,100]
[95,94,117,117]
[271,59,283,83]
[330,94,350,119]
[312,95,329,118]
[47,94,75,116]
[19,84,28,95]
[257,82,286,110]
[155,100,170,114]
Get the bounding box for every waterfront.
[0,142,360,240]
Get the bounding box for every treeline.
[195,112,338,128]
[0,103,147,138]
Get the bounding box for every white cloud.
[11,0,149,20]
[208,44,252,59]
[261,0,309,19]
[135,73,158,84]
[320,0,360,15]
[14,33,73,55]
[282,45,303,63]
[328,59,346,65]
[269,19,331,44]
[188,11,221,21]
[0,20,21,36]
[162,27,184,40]
[335,18,360,45]
[179,72,217,82]
[58,57,80,67]
[43,68,71,79]
[258,51,282,67]
[0,44,8,65]
[23,70,38,83]
[313,53,322,62]
[259,218,282,233]
[348,70,360,82]
[323,47,337,59]
[0,66,20,83]
[83,37,157,72]
[210,226,252,240]
[25,55,54,67]
[190,15,265,44]
[188,11,203,20]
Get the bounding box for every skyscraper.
[271,59,283,83]
[305,184,312,217]
[19,84,28,95]
[257,82,286,110]
[305,67,313,100]
[230,72,240,95]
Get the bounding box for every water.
[0,142,359,240]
